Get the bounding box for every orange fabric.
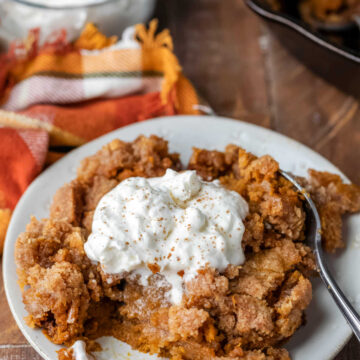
[9,52,83,81]
[136,20,181,105]
[0,128,49,209]
[175,75,203,115]
[21,92,176,143]
[0,209,11,254]
[74,23,118,50]
[0,28,73,106]
[82,49,143,73]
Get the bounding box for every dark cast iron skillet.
[245,0,360,98]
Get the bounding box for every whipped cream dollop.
[71,340,94,360]
[85,169,248,304]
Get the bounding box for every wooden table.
[1,0,359,358]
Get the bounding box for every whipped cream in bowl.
[84,169,249,304]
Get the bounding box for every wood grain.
[1,0,359,358]
[156,0,271,127]
[0,345,43,360]
[263,31,360,184]
[0,259,27,345]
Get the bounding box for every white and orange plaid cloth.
[0,20,202,253]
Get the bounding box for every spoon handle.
[279,170,360,342]
[316,247,360,342]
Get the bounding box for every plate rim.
[3,114,354,360]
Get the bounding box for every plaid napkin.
[0,20,202,254]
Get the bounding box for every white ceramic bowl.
[3,116,360,360]
[0,0,156,44]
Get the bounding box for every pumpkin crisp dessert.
[15,135,360,360]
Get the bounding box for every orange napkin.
[0,20,202,254]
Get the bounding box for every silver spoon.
[280,170,360,342]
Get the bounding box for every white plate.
[3,115,360,360]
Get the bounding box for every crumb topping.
[15,135,360,360]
